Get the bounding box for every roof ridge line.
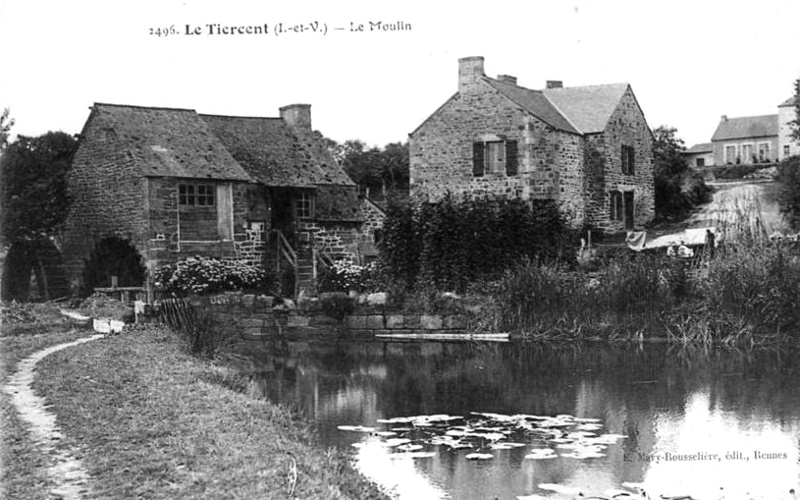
[199,113,283,120]
[93,102,197,113]
[483,77,579,135]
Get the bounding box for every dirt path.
[682,181,788,234]
[3,334,103,499]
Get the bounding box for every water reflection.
[241,341,800,500]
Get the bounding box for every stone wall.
[60,132,149,290]
[409,78,587,227]
[779,102,800,161]
[60,130,267,290]
[712,137,780,166]
[143,179,265,274]
[588,87,655,232]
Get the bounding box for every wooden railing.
[94,276,147,305]
[274,230,297,270]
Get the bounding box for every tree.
[0,107,14,151]
[1,131,78,300]
[0,132,78,245]
[652,126,712,220]
[791,77,800,142]
[340,140,409,198]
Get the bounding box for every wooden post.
[111,275,119,289]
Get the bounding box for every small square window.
[179,183,214,206]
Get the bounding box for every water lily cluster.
[339,411,625,462]
[152,257,270,296]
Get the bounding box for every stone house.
[59,102,383,297]
[682,142,714,169]
[711,114,779,166]
[705,96,799,166]
[409,56,655,232]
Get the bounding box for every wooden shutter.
[216,183,233,240]
[506,140,518,176]
[473,142,485,177]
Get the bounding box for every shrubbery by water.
[379,196,574,293]
[477,231,800,345]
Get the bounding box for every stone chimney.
[546,80,563,89]
[497,74,517,85]
[280,104,312,131]
[458,56,485,93]
[721,115,728,122]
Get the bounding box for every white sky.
[1,0,799,149]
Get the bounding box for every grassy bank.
[2,318,388,500]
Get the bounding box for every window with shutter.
[506,140,518,176]
[474,140,516,176]
[610,190,623,221]
[473,142,485,177]
[621,145,635,175]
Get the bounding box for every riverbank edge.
[2,321,390,500]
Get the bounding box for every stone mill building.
[409,56,655,232]
[59,102,383,297]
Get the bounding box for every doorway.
[624,191,635,230]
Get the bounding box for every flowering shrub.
[153,257,271,297]
[318,260,381,293]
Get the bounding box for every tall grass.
[482,255,689,340]
[479,199,800,345]
[158,298,239,359]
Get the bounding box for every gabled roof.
[484,78,580,134]
[711,115,778,142]
[83,103,253,181]
[685,142,713,154]
[542,83,630,134]
[200,115,354,188]
[779,96,798,107]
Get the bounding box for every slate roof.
[84,103,253,181]
[685,142,713,154]
[779,96,798,107]
[542,83,631,134]
[484,78,580,134]
[711,115,778,142]
[200,115,354,188]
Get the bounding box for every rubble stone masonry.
[60,130,265,290]
[410,81,588,227]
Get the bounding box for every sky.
[1,0,799,149]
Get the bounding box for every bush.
[319,292,354,320]
[318,260,381,293]
[379,195,575,293]
[153,257,271,297]
[158,298,238,359]
[712,164,766,180]
[777,155,800,229]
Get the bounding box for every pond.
[240,340,800,500]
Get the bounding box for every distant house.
[702,96,799,166]
[409,56,655,233]
[682,142,714,169]
[59,103,383,297]
[779,96,799,160]
[711,114,779,166]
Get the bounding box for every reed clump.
[480,202,800,345]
